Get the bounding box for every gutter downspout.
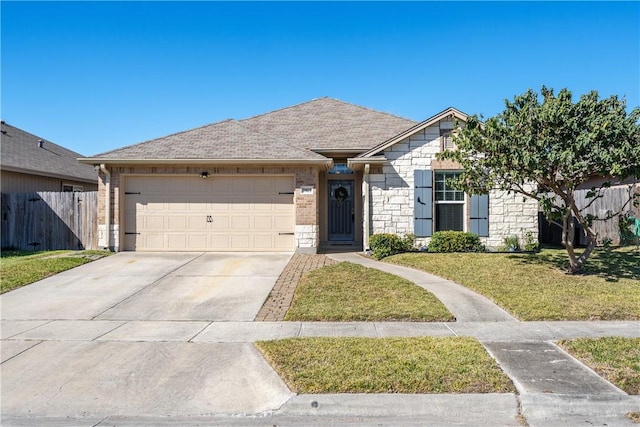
[363,163,370,251]
[99,164,111,250]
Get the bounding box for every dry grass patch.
[558,337,640,395]
[284,262,453,321]
[256,336,515,394]
[385,248,640,321]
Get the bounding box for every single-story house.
[79,97,538,252]
[1,121,98,193]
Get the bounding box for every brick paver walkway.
[254,254,336,321]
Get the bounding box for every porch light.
[200,171,209,179]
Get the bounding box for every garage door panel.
[274,216,293,229]
[254,216,273,229]
[187,216,207,230]
[145,216,166,230]
[231,216,251,230]
[211,216,230,230]
[275,234,294,250]
[167,234,187,250]
[230,235,251,249]
[123,176,295,251]
[144,234,165,250]
[167,216,187,229]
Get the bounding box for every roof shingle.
[82,97,418,162]
[1,121,98,183]
[87,119,328,162]
[241,97,417,151]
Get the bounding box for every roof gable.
[84,119,330,164]
[240,97,417,151]
[357,107,469,158]
[1,121,98,183]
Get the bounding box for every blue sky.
[2,1,639,156]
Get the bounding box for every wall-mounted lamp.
[200,171,209,179]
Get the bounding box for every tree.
[439,86,640,273]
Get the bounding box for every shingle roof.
[1,121,98,183]
[241,97,417,151]
[85,119,329,163]
[81,97,418,163]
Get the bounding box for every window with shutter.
[434,172,464,232]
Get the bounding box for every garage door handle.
[279,232,295,235]
[206,215,213,223]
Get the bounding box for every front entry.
[328,180,354,241]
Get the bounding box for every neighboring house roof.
[241,97,417,152]
[81,119,331,165]
[80,97,418,164]
[1,121,98,183]
[357,107,469,158]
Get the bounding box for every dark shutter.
[414,170,433,237]
[470,194,489,237]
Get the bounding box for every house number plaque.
[300,186,314,195]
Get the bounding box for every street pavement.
[1,251,639,426]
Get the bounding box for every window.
[434,172,464,232]
[328,163,354,175]
[62,184,83,192]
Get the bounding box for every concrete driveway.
[1,252,294,419]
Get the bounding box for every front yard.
[385,247,640,321]
[284,262,453,322]
[0,250,111,293]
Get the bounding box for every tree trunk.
[561,209,598,274]
[561,211,581,273]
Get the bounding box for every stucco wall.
[97,164,319,251]
[367,120,539,249]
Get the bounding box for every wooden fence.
[539,184,640,246]
[1,191,98,251]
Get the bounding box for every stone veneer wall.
[97,164,319,251]
[367,121,539,250]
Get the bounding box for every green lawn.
[0,250,111,293]
[558,337,640,395]
[385,247,640,321]
[284,261,454,322]
[256,336,516,394]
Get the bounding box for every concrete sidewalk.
[2,252,639,426]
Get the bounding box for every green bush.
[427,231,485,253]
[369,233,414,260]
[500,235,521,252]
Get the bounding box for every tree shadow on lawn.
[508,248,640,282]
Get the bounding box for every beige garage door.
[123,176,295,251]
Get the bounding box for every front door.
[328,180,354,241]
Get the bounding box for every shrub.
[369,233,414,260]
[500,235,521,252]
[427,231,485,253]
[523,231,539,252]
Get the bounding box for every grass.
[385,247,640,321]
[284,261,454,322]
[256,336,516,394]
[0,250,111,293]
[558,337,640,395]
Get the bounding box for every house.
[1,121,98,193]
[78,97,538,252]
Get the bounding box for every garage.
[122,175,295,251]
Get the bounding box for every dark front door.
[328,180,354,241]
